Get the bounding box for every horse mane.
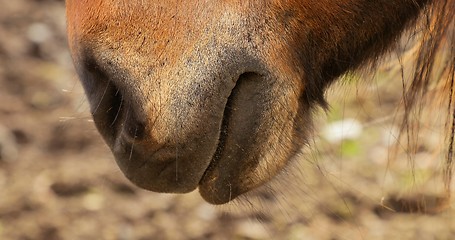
[398,0,454,197]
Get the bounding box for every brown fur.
[66,0,454,204]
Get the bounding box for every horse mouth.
[198,72,240,189]
[198,72,267,204]
[204,73,245,177]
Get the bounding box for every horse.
[66,0,454,205]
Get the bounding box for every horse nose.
[73,43,270,195]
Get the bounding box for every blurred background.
[0,1,454,239]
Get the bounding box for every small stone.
[323,118,363,143]
[26,23,52,44]
[235,220,269,239]
[82,192,104,211]
[195,203,216,221]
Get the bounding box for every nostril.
[124,113,146,141]
[79,53,127,143]
[106,86,124,126]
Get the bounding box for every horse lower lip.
[198,72,264,204]
[199,72,247,185]
[200,80,237,181]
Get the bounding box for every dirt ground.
[0,1,454,239]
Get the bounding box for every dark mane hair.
[403,0,454,197]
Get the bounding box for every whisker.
[93,80,112,115]
[175,143,179,182]
[58,116,93,122]
[129,124,138,162]
[110,95,124,127]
